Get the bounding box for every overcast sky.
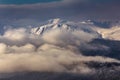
[0,0,120,27]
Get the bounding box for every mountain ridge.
[30,18,120,41]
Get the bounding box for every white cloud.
[0,43,7,54]
[0,27,119,74]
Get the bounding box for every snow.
[95,26,120,40]
[31,18,120,41]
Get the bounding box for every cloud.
[0,28,43,46]
[3,28,27,41]
[0,0,120,28]
[0,26,119,74]
[42,28,99,46]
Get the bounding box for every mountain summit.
[31,18,98,35]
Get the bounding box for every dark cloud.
[0,0,120,27]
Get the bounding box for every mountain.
[30,18,120,41]
[31,18,72,35]
[31,18,99,36]
[31,18,94,34]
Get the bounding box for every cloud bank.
[0,26,119,74]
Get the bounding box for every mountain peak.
[31,18,73,35]
[31,19,99,36]
[48,18,61,24]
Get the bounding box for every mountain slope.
[96,26,120,40]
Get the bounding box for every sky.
[0,0,61,4]
[0,0,120,27]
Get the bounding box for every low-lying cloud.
[0,27,119,74]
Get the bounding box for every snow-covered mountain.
[31,18,73,35]
[31,18,99,35]
[31,18,120,41]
